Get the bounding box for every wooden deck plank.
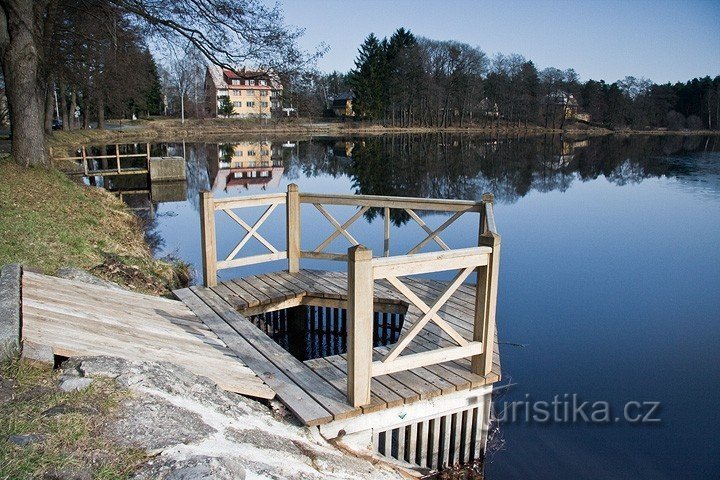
[211,283,249,310]
[230,278,272,306]
[320,355,406,409]
[23,271,187,311]
[174,288,333,425]
[256,273,301,299]
[243,275,288,302]
[189,286,360,422]
[22,311,269,397]
[221,280,261,307]
[304,357,387,413]
[23,274,197,320]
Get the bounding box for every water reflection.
[208,142,285,192]
[78,134,720,478]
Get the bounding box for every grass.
[0,356,146,479]
[0,156,188,294]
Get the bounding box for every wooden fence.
[49,144,151,176]
[200,185,500,407]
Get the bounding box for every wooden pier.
[7,184,503,471]
[178,185,503,467]
[175,269,500,427]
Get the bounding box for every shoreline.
[45,119,720,147]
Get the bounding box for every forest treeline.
[311,28,720,131]
[4,16,717,135]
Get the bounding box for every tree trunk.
[59,82,69,130]
[97,96,105,130]
[69,91,77,129]
[44,82,53,133]
[0,0,48,166]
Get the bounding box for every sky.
[279,0,720,84]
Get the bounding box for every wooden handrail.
[299,192,484,212]
[200,186,498,285]
[198,185,501,408]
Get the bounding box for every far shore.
[45,117,720,148]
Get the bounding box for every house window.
[246,101,255,107]
[249,79,256,86]
[260,150,269,156]
[259,80,267,86]
[246,89,255,96]
[232,90,240,96]
[261,102,268,108]
[247,150,256,156]
[233,101,241,107]
[231,79,241,85]
[260,171,269,177]
[260,91,267,96]
[235,151,243,156]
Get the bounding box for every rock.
[57,268,124,290]
[58,377,93,392]
[8,434,43,446]
[133,455,246,480]
[61,356,404,479]
[107,395,216,453]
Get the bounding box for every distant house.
[205,66,283,119]
[479,98,499,118]
[330,92,355,118]
[544,90,589,121]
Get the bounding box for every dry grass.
[0,356,146,479]
[0,157,187,294]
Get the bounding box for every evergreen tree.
[348,33,387,119]
[218,96,235,116]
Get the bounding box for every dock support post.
[287,184,301,272]
[472,196,500,376]
[347,245,373,407]
[200,190,218,287]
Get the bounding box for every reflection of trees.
[295,133,718,210]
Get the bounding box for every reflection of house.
[205,66,283,119]
[332,141,355,158]
[544,139,589,168]
[330,92,355,118]
[212,142,284,191]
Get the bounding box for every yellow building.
[205,66,282,119]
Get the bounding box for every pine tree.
[218,96,235,117]
[348,33,387,120]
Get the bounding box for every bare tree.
[0,0,320,166]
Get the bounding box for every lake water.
[91,134,720,478]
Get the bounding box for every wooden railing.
[49,144,151,176]
[199,185,500,407]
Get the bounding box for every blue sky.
[280,0,720,84]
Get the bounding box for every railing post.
[472,199,500,376]
[383,207,390,257]
[347,245,373,407]
[286,183,301,272]
[81,146,88,176]
[200,190,218,287]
